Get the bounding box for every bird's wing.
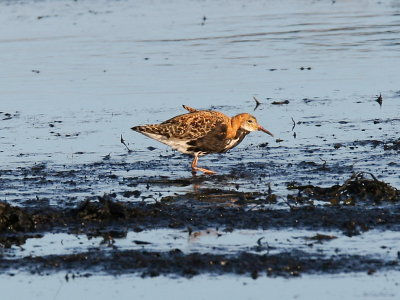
[161,111,230,139]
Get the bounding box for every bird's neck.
[227,114,247,139]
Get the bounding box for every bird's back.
[132,110,230,140]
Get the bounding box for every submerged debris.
[161,188,263,205]
[0,112,20,120]
[305,233,337,242]
[384,139,400,151]
[271,100,290,105]
[76,194,129,221]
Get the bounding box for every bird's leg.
[191,154,216,175]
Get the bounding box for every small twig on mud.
[120,134,133,153]
[367,172,379,182]
[282,197,296,210]
[246,203,264,212]
[187,226,193,236]
[375,93,383,107]
[291,117,296,131]
[141,196,158,203]
[256,237,271,255]
[356,171,379,182]
[319,157,327,169]
[253,96,262,111]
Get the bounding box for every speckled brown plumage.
[131,105,273,174]
[134,111,228,139]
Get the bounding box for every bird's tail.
[131,125,142,132]
[182,105,199,113]
[131,125,151,133]
[131,125,165,136]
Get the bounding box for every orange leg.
[191,154,216,175]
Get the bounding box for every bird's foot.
[192,167,216,175]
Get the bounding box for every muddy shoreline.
[2,248,398,278]
[1,173,399,278]
[2,191,400,237]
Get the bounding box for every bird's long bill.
[258,125,274,137]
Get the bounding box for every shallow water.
[3,228,399,261]
[1,272,400,300]
[1,0,400,298]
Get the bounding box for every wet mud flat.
[1,106,400,279]
[1,1,400,297]
[1,169,400,278]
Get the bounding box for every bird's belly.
[164,139,193,154]
[140,132,192,154]
[158,138,194,154]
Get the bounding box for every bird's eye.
[247,120,253,123]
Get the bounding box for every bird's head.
[238,113,274,136]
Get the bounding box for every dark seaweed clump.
[287,172,400,205]
[0,202,35,233]
[0,202,39,248]
[384,138,400,151]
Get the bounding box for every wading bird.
[131,105,273,174]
